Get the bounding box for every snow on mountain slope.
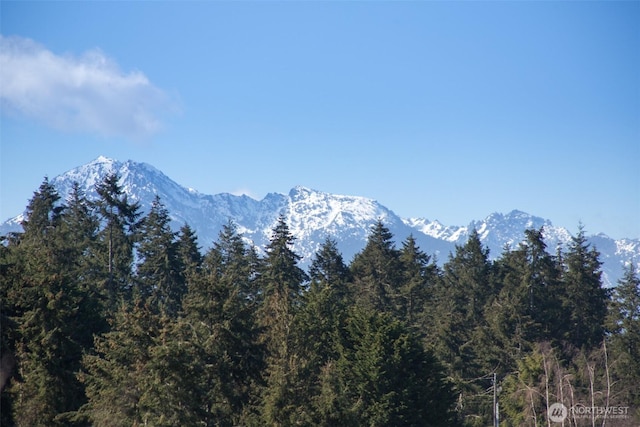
[403,211,635,287]
[1,156,638,286]
[405,210,572,249]
[282,186,453,264]
[403,218,467,242]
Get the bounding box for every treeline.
[0,174,638,426]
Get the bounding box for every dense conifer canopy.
[0,177,637,426]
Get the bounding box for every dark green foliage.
[300,238,351,357]
[327,307,457,426]
[0,241,17,427]
[482,229,565,375]
[484,248,535,369]
[257,215,308,352]
[350,220,403,316]
[4,179,90,426]
[290,238,351,423]
[80,296,160,426]
[3,178,630,426]
[61,183,107,344]
[307,237,351,300]
[92,172,141,312]
[519,228,565,342]
[178,221,264,426]
[607,264,640,408]
[398,235,439,332]
[136,195,185,315]
[432,230,492,382]
[19,177,65,236]
[560,226,608,349]
[176,223,203,279]
[255,215,309,425]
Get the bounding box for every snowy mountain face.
[2,156,638,287]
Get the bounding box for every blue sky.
[1,1,639,239]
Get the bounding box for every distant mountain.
[2,156,638,287]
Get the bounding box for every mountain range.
[2,156,638,287]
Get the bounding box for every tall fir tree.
[61,182,106,348]
[398,234,439,333]
[292,238,351,423]
[5,179,88,426]
[79,296,161,426]
[92,172,141,312]
[307,237,351,302]
[135,195,184,316]
[433,230,493,378]
[519,228,565,341]
[606,264,640,408]
[322,307,458,426]
[482,248,536,373]
[432,230,494,425]
[0,237,18,427]
[178,221,264,426]
[349,220,403,316]
[175,223,203,281]
[482,229,564,374]
[255,215,309,426]
[560,226,608,350]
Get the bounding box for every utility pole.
[493,372,499,427]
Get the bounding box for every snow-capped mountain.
[405,210,573,252]
[2,156,638,287]
[404,210,636,286]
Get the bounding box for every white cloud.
[0,35,176,139]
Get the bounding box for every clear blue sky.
[1,1,639,239]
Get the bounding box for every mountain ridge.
[2,156,638,287]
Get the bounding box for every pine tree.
[483,248,536,369]
[135,195,184,316]
[482,229,564,374]
[606,264,640,408]
[92,172,141,312]
[256,215,309,425]
[431,230,494,425]
[81,196,197,426]
[80,296,160,426]
[61,182,106,349]
[307,237,351,302]
[257,216,308,354]
[324,307,457,426]
[560,226,608,350]
[292,238,351,423]
[5,179,88,426]
[433,230,493,381]
[349,220,403,316]
[19,177,64,236]
[519,228,565,341]
[1,227,19,426]
[175,223,203,280]
[63,182,99,256]
[178,221,263,426]
[80,197,200,425]
[398,234,439,333]
[138,313,204,427]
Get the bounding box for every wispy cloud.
[0,35,177,139]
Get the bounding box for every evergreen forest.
[1,174,639,426]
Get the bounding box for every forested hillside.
[1,175,639,426]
